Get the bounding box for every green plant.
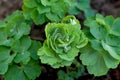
[37,15,88,68]
[1,0,120,79]
[80,14,120,76]
[0,11,41,80]
[22,0,74,25]
[68,0,95,17]
[22,0,95,26]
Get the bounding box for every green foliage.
[1,0,120,79]
[4,60,41,80]
[80,14,120,76]
[68,0,95,17]
[0,11,42,80]
[0,46,15,74]
[57,60,84,80]
[23,0,95,25]
[38,15,88,68]
[22,0,74,25]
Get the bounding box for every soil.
[0,0,120,80]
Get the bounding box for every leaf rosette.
[38,16,88,68]
[0,11,42,80]
[80,14,120,76]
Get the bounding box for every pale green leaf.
[80,45,99,66]
[102,41,120,60]
[87,56,109,76]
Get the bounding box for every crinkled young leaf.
[5,60,41,80]
[38,16,88,68]
[38,42,71,68]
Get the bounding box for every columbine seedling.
[37,15,88,68]
[0,11,41,80]
[80,14,120,76]
[0,0,120,79]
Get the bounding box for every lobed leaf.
[81,14,120,76]
[5,60,41,80]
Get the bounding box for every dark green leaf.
[24,60,41,80]
[14,51,30,64]
[12,36,32,52]
[28,41,42,60]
